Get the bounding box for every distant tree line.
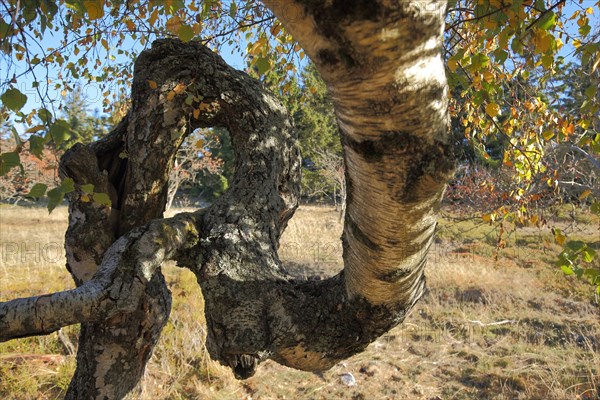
[2,58,597,212]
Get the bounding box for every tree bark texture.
[0,1,453,398]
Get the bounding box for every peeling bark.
[0,1,454,397]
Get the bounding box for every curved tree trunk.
[0,1,453,398]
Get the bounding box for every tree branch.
[0,211,203,342]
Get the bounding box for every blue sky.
[1,0,599,134]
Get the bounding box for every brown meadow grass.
[0,204,598,399]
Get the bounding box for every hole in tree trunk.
[278,205,344,281]
[167,127,234,210]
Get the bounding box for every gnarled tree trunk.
[0,1,453,398]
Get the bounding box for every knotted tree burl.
[0,1,454,398]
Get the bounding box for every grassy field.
[0,204,598,399]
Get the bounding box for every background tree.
[59,86,109,149]
[166,127,235,209]
[293,63,343,204]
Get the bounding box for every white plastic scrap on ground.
[340,372,357,387]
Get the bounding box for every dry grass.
[0,203,598,399]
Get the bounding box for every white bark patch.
[94,343,126,398]
[379,28,400,41]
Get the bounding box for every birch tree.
[3,0,598,398]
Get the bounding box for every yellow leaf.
[149,9,159,27]
[484,19,497,30]
[166,91,176,101]
[81,194,91,202]
[586,7,594,15]
[561,123,575,136]
[84,0,104,20]
[448,59,458,73]
[569,10,580,20]
[553,230,566,246]
[198,102,210,111]
[482,213,495,222]
[166,16,181,34]
[270,23,281,36]
[194,139,204,148]
[249,41,263,56]
[579,190,592,200]
[147,80,158,89]
[485,102,501,117]
[193,108,200,119]
[537,34,552,53]
[578,119,590,129]
[126,19,136,31]
[555,37,563,50]
[101,38,108,51]
[482,70,494,83]
[592,52,600,72]
[173,82,186,94]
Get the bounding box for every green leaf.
[566,240,586,252]
[560,265,574,275]
[93,192,112,207]
[511,38,524,54]
[470,53,490,70]
[578,24,591,36]
[494,49,508,64]
[81,183,95,194]
[47,187,65,213]
[537,11,556,30]
[582,248,596,263]
[255,57,271,75]
[60,177,75,194]
[29,135,45,158]
[177,25,194,42]
[49,121,71,145]
[591,201,600,216]
[11,127,23,147]
[0,19,13,39]
[27,183,48,198]
[585,85,597,99]
[1,88,27,112]
[0,152,21,176]
[37,108,53,123]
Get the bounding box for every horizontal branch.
[0,211,203,342]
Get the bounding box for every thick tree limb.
[264,0,453,306]
[0,211,202,342]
